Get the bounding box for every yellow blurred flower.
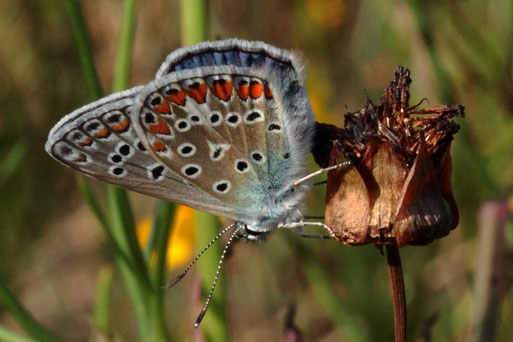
[167,206,196,269]
[306,0,346,29]
[306,71,336,123]
[136,205,196,270]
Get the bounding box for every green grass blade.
[63,0,103,99]
[89,266,114,341]
[0,274,62,342]
[0,324,37,342]
[112,0,138,92]
[180,0,229,339]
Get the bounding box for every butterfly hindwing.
[132,43,314,224]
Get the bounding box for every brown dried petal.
[394,143,459,246]
[326,137,410,245]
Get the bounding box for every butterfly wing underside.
[46,39,314,225]
[132,41,314,224]
[45,88,240,219]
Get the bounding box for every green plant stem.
[149,201,176,341]
[63,0,103,99]
[0,274,62,342]
[180,0,208,47]
[180,1,229,339]
[194,212,227,342]
[386,245,406,342]
[113,0,138,92]
[89,266,114,341]
[0,324,37,342]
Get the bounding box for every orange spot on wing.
[149,118,171,135]
[112,120,129,132]
[237,83,249,100]
[212,80,233,101]
[186,83,207,104]
[249,82,263,99]
[95,127,110,138]
[153,140,166,152]
[168,89,186,106]
[154,100,171,114]
[79,138,92,146]
[264,85,273,99]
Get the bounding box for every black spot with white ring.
[107,113,121,124]
[109,165,127,177]
[267,121,281,132]
[175,119,191,132]
[251,151,265,163]
[149,94,162,106]
[235,159,250,173]
[144,112,156,124]
[208,111,223,126]
[213,180,231,194]
[119,144,131,156]
[181,164,202,178]
[148,164,165,181]
[226,112,241,127]
[136,140,147,152]
[115,142,134,158]
[85,121,100,132]
[244,109,264,124]
[109,154,123,164]
[189,114,202,124]
[177,143,196,157]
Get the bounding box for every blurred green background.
[1,0,512,341]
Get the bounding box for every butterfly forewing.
[45,88,246,219]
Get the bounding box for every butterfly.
[45,39,347,325]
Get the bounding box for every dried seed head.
[315,66,463,246]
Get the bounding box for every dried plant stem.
[386,245,407,342]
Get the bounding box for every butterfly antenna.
[195,225,241,328]
[166,222,236,288]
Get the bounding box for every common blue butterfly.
[45,39,346,324]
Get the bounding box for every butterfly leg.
[312,180,327,186]
[280,221,336,239]
[293,161,351,187]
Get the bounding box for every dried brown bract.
[313,66,464,246]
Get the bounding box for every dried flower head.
[313,67,464,246]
